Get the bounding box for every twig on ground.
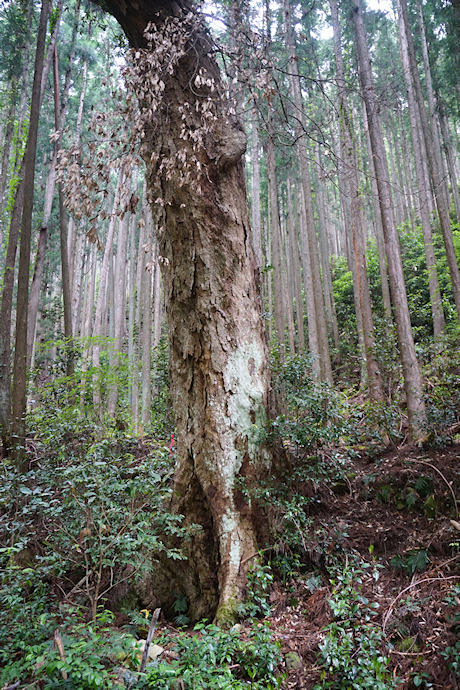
[382,574,460,635]
[54,628,68,680]
[405,457,458,518]
[139,607,161,674]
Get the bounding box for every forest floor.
[270,440,460,689]
[148,440,460,689]
[2,431,459,688]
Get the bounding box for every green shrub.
[0,438,192,683]
[441,584,460,675]
[143,621,282,689]
[315,563,396,690]
[270,350,351,450]
[238,559,274,619]
[0,602,138,689]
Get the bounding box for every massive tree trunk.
[95,0,273,621]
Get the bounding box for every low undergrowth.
[1,336,460,689]
[142,621,282,689]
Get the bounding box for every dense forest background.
[0,0,460,687]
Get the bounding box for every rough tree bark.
[94,0,273,621]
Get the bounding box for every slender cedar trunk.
[280,204,296,355]
[350,0,426,438]
[127,222,136,410]
[314,147,340,356]
[0,0,33,226]
[53,46,73,373]
[398,0,460,323]
[396,108,418,231]
[95,0,274,620]
[27,228,48,370]
[264,217,273,344]
[80,243,97,406]
[108,170,138,415]
[0,168,25,447]
[0,0,63,448]
[286,178,305,351]
[361,104,393,323]
[92,168,125,417]
[11,0,51,460]
[332,111,353,269]
[152,235,162,348]
[266,132,287,351]
[282,0,332,383]
[251,109,263,270]
[398,11,445,336]
[385,125,403,227]
[337,152,367,388]
[70,60,89,334]
[132,198,147,432]
[419,104,435,217]
[0,90,18,228]
[71,229,85,336]
[415,0,450,214]
[107,213,129,417]
[26,151,58,370]
[263,5,286,353]
[330,0,383,401]
[388,116,410,225]
[140,209,153,432]
[438,100,460,223]
[299,186,321,377]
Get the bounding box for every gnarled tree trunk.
[95,0,273,622]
